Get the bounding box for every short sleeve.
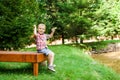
[45,34,50,39]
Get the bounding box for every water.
[92,52,120,73]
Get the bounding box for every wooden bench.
[0,51,47,76]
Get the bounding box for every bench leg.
[33,63,38,76]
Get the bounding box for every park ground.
[0,45,120,80]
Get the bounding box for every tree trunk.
[111,36,114,40]
[80,37,83,43]
[62,33,65,44]
[75,36,78,44]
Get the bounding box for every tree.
[37,0,75,44]
[92,0,120,39]
[0,0,40,50]
[66,0,99,43]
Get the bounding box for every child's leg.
[38,48,56,71]
[47,52,54,66]
[47,52,56,71]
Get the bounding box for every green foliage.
[0,0,40,50]
[1,0,120,49]
[92,0,120,37]
[35,0,100,44]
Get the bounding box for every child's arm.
[49,27,57,38]
[34,25,37,36]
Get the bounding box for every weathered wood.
[0,51,47,76]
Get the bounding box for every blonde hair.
[38,23,46,28]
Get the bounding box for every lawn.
[0,45,120,80]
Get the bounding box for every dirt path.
[92,51,120,73]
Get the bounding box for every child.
[34,23,56,72]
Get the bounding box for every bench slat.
[0,51,47,62]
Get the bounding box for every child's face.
[38,24,46,34]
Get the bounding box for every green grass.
[0,45,120,80]
[82,40,120,50]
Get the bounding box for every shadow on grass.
[0,63,48,75]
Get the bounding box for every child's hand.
[51,27,57,32]
[33,25,37,28]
